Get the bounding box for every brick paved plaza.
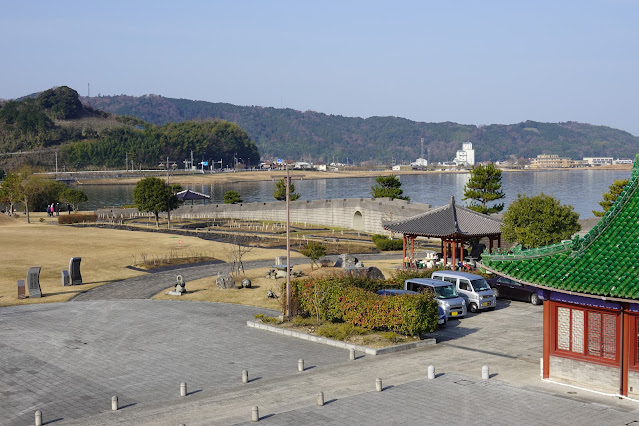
[3,278,639,425]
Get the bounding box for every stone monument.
[17,280,25,299]
[26,267,42,298]
[61,270,70,286]
[167,275,187,296]
[69,257,82,285]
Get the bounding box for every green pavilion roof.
[480,155,639,301]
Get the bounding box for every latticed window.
[555,305,617,362]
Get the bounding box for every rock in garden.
[334,254,358,268]
[216,273,236,289]
[241,278,252,288]
[365,266,385,280]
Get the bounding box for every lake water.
[78,169,632,219]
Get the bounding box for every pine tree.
[463,163,505,214]
[370,175,410,201]
[592,179,630,217]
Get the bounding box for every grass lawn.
[0,212,300,307]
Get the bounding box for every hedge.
[291,274,439,335]
[371,234,403,251]
[58,213,98,224]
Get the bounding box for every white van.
[431,271,496,313]
[404,278,467,319]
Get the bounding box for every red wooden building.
[481,157,639,397]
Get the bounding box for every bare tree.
[224,233,256,276]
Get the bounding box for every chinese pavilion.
[383,196,502,266]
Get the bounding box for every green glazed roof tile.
[481,154,639,300]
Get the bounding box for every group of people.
[47,203,60,217]
[47,203,73,216]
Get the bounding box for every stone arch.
[353,210,364,230]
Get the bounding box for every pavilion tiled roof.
[480,155,639,301]
[383,196,502,238]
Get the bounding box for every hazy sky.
[2,1,638,135]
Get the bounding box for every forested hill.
[83,94,639,163]
[0,87,260,170]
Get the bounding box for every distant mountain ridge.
[82,94,639,163]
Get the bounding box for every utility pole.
[55,152,58,179]
[286,162,291,318]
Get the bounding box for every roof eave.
[478,262,638,305]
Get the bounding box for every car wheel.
[530,293,541,305]
[469,303,478,313]
[492,288,500,298]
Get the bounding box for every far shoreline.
[73,164,633,186]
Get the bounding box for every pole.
[165,156,171,230]
[286,163,291,319]
[55,152,58,179]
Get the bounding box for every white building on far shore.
[583,157,613,166]
[455,142,475,166]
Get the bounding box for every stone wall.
[96,198,431,234]
[173,198,431,234]
[549,355,620,394]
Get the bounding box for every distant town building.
[615,158,634,165]
[392,165,412,171]
[529,154,573,169]
[583,157,613,166]
[314,164,327,172]
[410,158,428,169]
[454,142,475,166]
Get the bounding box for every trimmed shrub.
[58,213,98,224]
[338,287,438,335]
[371,234,403,251]
[291,274,439,335]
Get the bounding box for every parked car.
[403,278,467,319]
[430,271,496,313]
[486,276,543,305]
[376,288,447,325]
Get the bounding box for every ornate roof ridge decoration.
[383,195,502,238]
[480,154,639,300]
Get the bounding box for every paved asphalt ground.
[3,259,639,425]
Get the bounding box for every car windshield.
[433,284,458,299]
[471,279,491,291]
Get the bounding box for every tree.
[224,233,255,276]
[463,163,505,214]
[370,175,409,201]
[0,167,47,223]
[132,177,179,229]
[501,193,581,248]
[592,179,630,217]
[300,241,327,271]
[273,178,300,201]
[59,188,88,212]
[223,190,243,204]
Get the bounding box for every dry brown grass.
[0,212,300,307]
[152,258,405,308]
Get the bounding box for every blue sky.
[2,0,638,135]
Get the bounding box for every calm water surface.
[78,169,632,219]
